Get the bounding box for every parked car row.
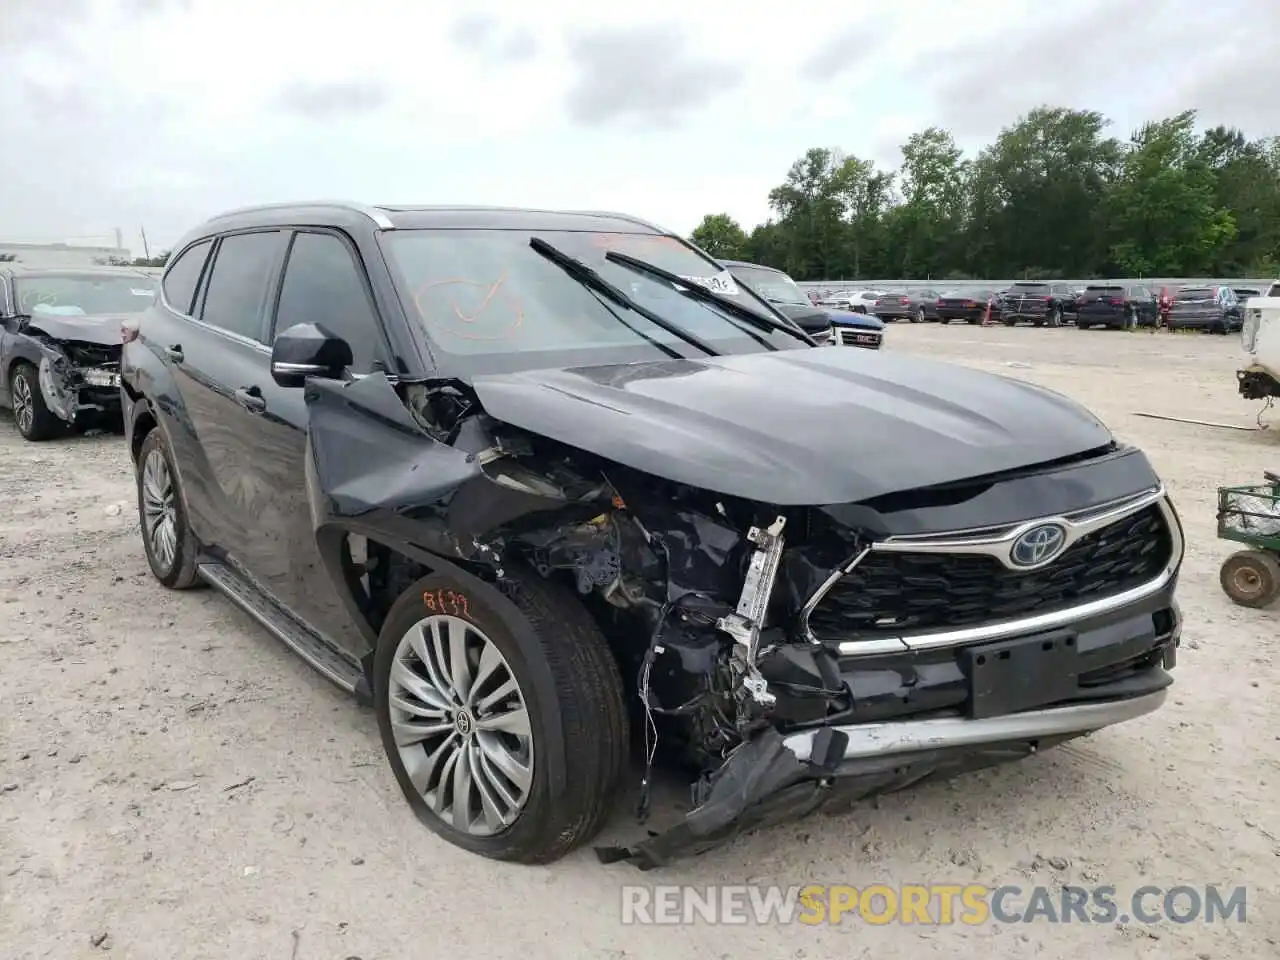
[805,279,1256,334]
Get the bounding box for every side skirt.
[197,558,373,705]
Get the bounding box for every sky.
[1,0,1276,255]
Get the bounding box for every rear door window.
[198,231,287,342]
[162,240,212,315]
[272,231,383,373]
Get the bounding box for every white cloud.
[0,0,1274,254]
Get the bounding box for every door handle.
[165,344,184,363]
[234,386,267,414]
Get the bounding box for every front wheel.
[136,429,201,589]
[9,361,63,441]
[374,569,629,864]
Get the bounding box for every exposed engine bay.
[304,372,1180,869]
[32,336,123,424]
[4,312,124,427]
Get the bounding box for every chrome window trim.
[799,491,1182,657]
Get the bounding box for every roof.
[191,201,670,238]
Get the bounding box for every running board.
[197,560,365,697]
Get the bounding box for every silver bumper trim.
[781,689,1167,763]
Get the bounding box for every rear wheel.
[374,568,629,864]
[9,361,63,442]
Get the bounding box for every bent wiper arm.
[604,250,813,346]
[529,238,719,358]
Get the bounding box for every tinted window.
[1011,283,1050,293]
[274,232,381,372]
[199,231,284,341]
[1176,287,1214,300]
[162,240,212,314]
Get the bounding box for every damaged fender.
[299,372,614,803]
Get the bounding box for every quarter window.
[273,231,380,372]
[199,231,285,342]
[162,240,212,315]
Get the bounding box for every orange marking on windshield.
[413,271,524,341]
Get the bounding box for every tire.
[9,361,64,442]
[136,429,201,589]
[374,568,629,864]
[1219,550,1280,608]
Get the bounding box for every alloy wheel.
[12,373,34,435]
[388,615,534,836]
[141,448,178,573]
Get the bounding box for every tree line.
[689,107,1280,282]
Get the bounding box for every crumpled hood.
[824,308,883,330]
[771,302,835,334]
[25,313,130,346]
[471,347,1114,505]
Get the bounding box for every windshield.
[1176,288,1214,301]
[382,229,804,374]
[14,274,157,316]
[725,265,809,306]
[1010,283,1050,293]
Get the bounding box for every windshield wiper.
[529,238,719,358]
[604,251,814,346]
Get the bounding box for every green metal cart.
[1216,471,1280,606]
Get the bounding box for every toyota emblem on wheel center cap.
[1009,523,1068,568]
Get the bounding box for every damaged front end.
[307,370,1182,870]
[34,338,122,425]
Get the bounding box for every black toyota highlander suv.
[121,202,1184,869]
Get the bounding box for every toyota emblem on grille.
[1009,523,1068,568]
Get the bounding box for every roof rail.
[205,200,395,230]
[565,209,669,234]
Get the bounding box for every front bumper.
[599,576,1179,869]
[937,307,995,322]
[831,326,882,349]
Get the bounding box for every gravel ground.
[1,325,1277,959]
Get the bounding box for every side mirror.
[270,322,353,388]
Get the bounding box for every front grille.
[838,328,880,347]
[807,504,1172,642]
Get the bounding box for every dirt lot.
[1,325,1277,960]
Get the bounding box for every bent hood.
[825,309,883,330]
[471,348,1114,506]
[25,312,131,346]
[771,302,833,335]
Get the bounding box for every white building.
[0,240,134,268]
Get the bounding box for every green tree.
[689,104,1277,281]
[689,214,748,260]
[1106,110,1235,276]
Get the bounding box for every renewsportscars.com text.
[620,884,1248,926]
